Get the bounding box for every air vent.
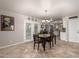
[69,16,78,19]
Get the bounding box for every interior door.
[26,23,31,40]
[76,19,79,42]
[34,24,38,34]
[69,19,79,43]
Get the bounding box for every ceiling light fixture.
[42,10,50,23]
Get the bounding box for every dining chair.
[53,35,56,44]
[33,34,42,50]
[50,35,54,47]
[50,33,56,45]
[46,36,52,48]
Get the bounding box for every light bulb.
[42,20,45,22]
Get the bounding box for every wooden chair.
[33,34,42,50]
[50,33,56,45]
[50,35,54,47]
[46,36,52,48]
[53,35,56,44]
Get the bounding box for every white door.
[34,24,38,34]
[69,19,79,43]
[26,23,31,40]
[76,19,79,42]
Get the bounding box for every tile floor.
[0,40,79,58]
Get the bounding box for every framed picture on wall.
[1,15,15,31]
[0,16,1,30]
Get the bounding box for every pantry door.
[69,19,79,43]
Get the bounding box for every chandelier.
[42,10,50,23]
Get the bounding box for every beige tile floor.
[0,40,79,58]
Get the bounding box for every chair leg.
[52,39,54,47]
[50,41,51,48]
[38,43,39,50]
[55,36,56,44]
[42,40,46,51]
[34,42,35,49]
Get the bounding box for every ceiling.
[0,0,79,20]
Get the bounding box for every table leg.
[42,39,46,51]
[52,38,54,47]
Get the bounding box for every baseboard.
[0,40,33,49]
[61,39,68,41]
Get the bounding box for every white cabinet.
[60,32,67,41]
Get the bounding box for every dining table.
[39,34,50,51]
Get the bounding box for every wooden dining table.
[39,34,50,51]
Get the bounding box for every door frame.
[24,21,33,42]
[24,20,40,42]
[67,18,79,43]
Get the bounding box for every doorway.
[26,23,31,40]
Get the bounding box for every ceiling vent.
[69,16,78,19]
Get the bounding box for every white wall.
[0,9,25,47]
[60,17,68,41]
[0,9,41,48]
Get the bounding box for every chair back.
[33,34,39,41]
